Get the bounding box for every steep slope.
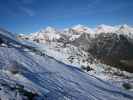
[1,29,133,100]
[88,33,133,72]
[18,25,133,90]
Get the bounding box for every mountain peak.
[97,24,114,29]
[116,24,133,34]
[119,24,130,30]
[72,24,85,30]
[121,24,129,28]
[72,24,94,33]
[39,26,57,33]
[45,26,56,31]
[95,24,114,33]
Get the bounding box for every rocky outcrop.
[88,33,133,72]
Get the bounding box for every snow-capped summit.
[116,24,133,35]
[72,24,94,34]
[62,24,95,40]
[95,24,115,34]
[72,24,86,30]
[28,26,61,43]
[40,26,57,33]
[19,24,133,44]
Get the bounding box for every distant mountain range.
[18,24,133,86]
[19,24,133,42]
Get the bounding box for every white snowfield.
[0,29,133,100]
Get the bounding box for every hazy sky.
[0,0,133,33]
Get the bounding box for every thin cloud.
[19,6,35,16]
[10,0,36,16]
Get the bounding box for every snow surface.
[72,24,94,34]
[0,28,133,100]
[18,24,133,89]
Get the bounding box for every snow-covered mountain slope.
[18,24,133,66]
[1,29,133,100]
[19,26,133,67]
[34,42,93,68]
[18,24,133,91]
[20,26,61,44]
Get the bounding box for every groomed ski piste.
[0,29,133,100]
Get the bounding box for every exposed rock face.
[88,33,133,72]
[71,33,92,51]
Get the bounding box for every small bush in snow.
[81,65,93,72]
[122,83,132,90]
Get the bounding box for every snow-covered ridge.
[72,24,133,36]
[19,24,133,43]
[72,24,94,34]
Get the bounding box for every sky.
[0,0,133,33]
